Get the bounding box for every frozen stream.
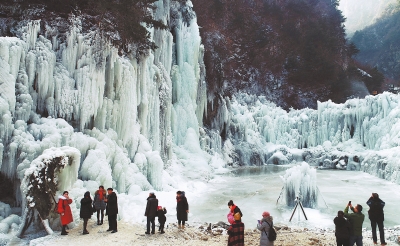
[185,165,400,229]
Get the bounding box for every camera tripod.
[289,196,308,222]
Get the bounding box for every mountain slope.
[351,2,400,83]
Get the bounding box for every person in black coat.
[333,210,351,246]
[105,188,118,233]
[144,192,158,234]
[176,190,189,229]
[367,193,387,245]
[157,206,167,234]
[80,191,93,235]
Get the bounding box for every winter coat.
[145,195,158,218]
[80,192,93,219]
[344,206,365,236]
[257,216,274,246]
[334,216,351,239]
[176,195,189,221]
[366,197,385,222]
[93,190,106,210]
[228,221,245,246]
[106,192,118,215]
[157,208,167,223]
[58,196,73,226]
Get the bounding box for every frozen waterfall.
[0,0,207,210]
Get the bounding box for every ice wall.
[0,0,207,207]
[226,93,400,183]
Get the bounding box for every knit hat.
[262,211,270,217]
[234,212,241,221]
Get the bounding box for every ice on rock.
[0,202,11,219]
[226,93,400,183]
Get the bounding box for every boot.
[178,224,181,229]
[181,224,185,230]
[61,225,68,235]
[83,230,89,235]
[160,230,165,234]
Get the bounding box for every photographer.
[344,201,365,246]
[334,210,351,246]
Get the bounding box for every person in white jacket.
[257,211,274,246]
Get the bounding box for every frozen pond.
[187,165,400,229]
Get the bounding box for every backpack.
[264,221,277,241]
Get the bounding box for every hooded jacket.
[257,216,274,246]
[58,195,73,225]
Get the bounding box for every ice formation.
[0,0,208,235]
[225,93,400,184]
[281,162,318,208]
[1,0,400,241]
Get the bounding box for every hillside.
[351,2,400,86]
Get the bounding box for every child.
[157,206,167,234]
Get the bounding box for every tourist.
[176,191,189,229]
[366,193,387,245]
[257,211,274,246]
[80,191,93,235]
[344,202,365,246]
[157,206,167,234]
[334,210,351,246]
[145,192,158,234]
[228,212,245,246]
[228,200,243,221]
[105,188,118,233]
[58,191,73,235]
[93,185,106,225]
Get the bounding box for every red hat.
[262,211,270,217]
[158,206,162,210]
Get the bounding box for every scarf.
[99,190,104,200]
[176,196,182,203]
[230,204,237,213]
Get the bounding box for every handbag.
[227,212,235,224]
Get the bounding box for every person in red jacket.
[58,191,73,235]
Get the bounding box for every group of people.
[334,193,387,246]
[226,200,275,246]
[57,189,387,246]
[57,188,189,236]
[144,190,189,234]
[57,186,118,235]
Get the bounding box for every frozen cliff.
[0,0,208,208]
